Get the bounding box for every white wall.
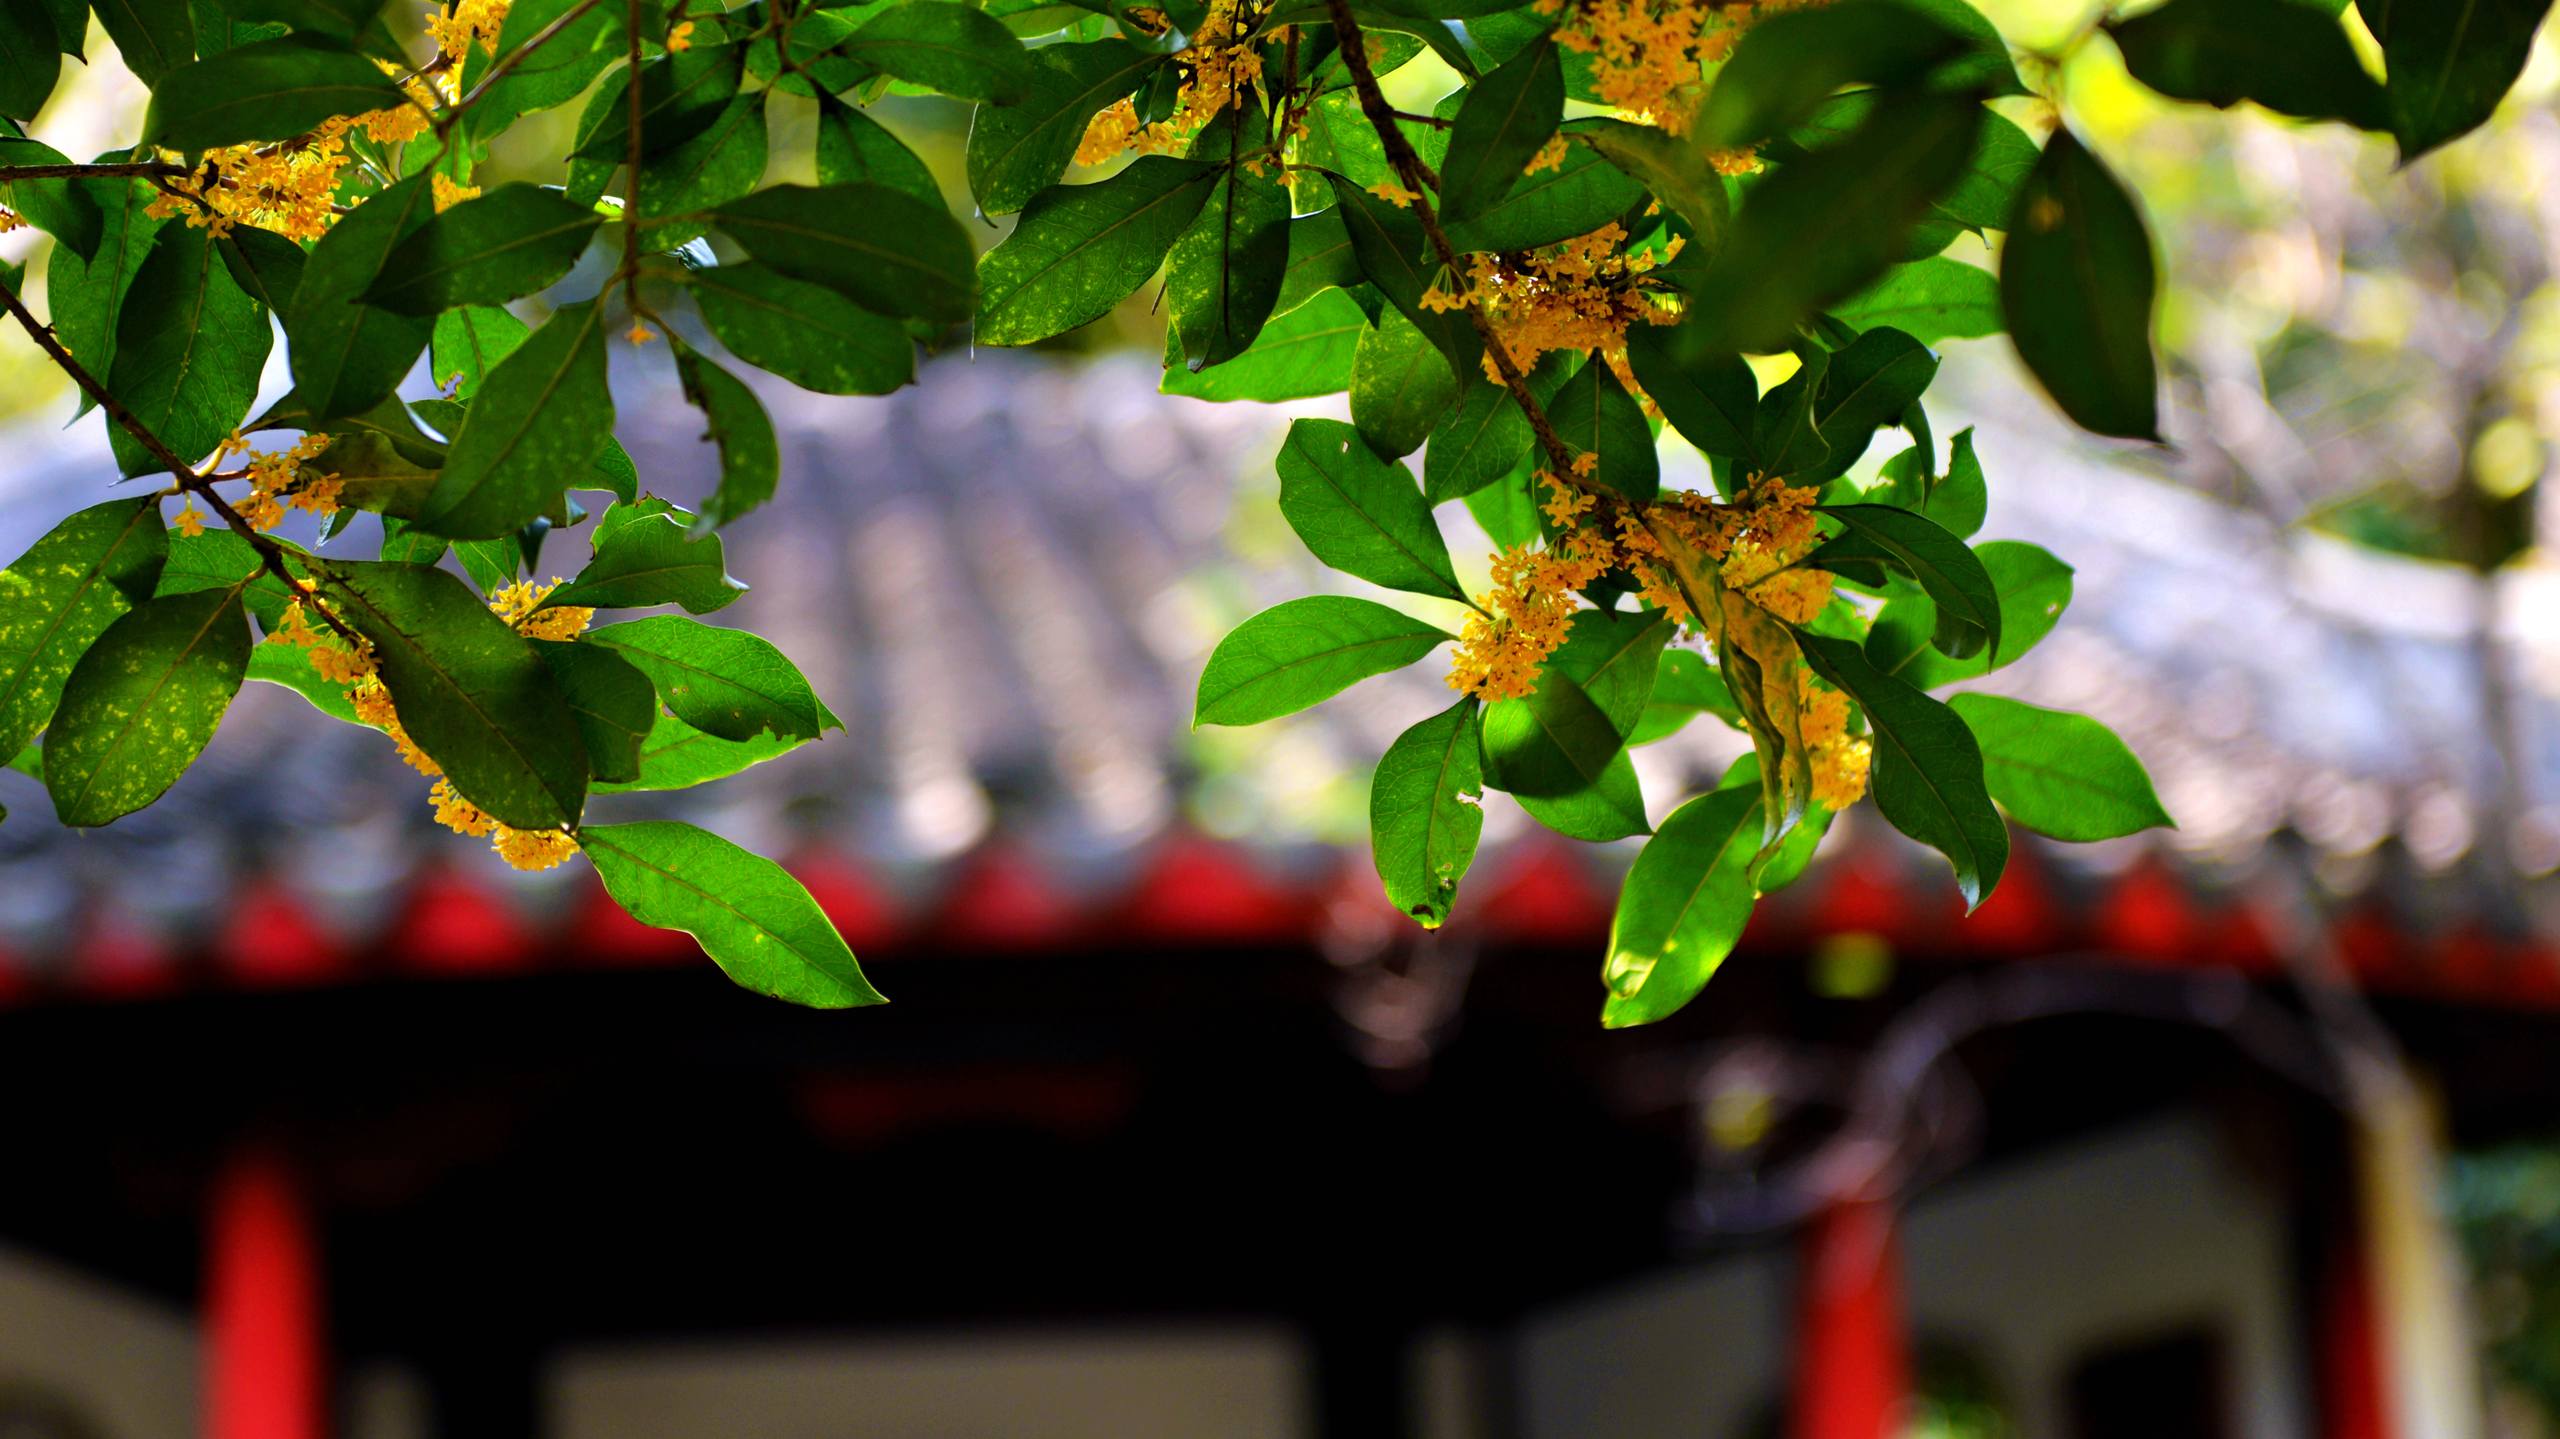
[1515,1110,2310,1439]
[0,1239,195,1439]
[548,1326,1316,1439]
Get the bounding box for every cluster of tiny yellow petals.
[1717,475,1822,588]
[488,579,593,641]
[1524,135,1571,176]
[1426,224,1674,380]
[424,0,510,63]
[1446,538,1610,702]
[665,18,695,50]
[171,503,208,538]
[223,432,337,532]
[1074,98,1146,167]
[1537,0,1804,134]
[1368,179,1419,208]
[1074,0,1265,164]
[275,574,586,869]
[431,174,481,213]
[1744,564,1833,625]
[1799,670,1871,808]
[0,207,25,235]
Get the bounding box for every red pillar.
[204,1146,326,1439]
[1791,1196,1909,1439]
[2316,1176,2392,1439]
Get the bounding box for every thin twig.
[1322,0,1577,485]
[0,162,191,182]
[0,274,341,629]
[441,0,611,131]
[619,0,649,329]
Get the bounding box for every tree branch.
[1322,0,1581,487]
[441,0,611,132]
[0,162,191,183]
[0,273,342,628]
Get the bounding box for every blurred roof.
[2,345,2560,1003]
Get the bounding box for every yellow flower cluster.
[431,174,481,213]
[1073,0,1265,164]
[1447,531,1615,702]
[1798,670,1871,808]
[266,575,589,872]
[1421,223,1677,380]
[0,207,24,235]
[1535,0,1796,135]
[146,0,509,239]
[213,431,339,531]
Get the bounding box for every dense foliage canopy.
[0,0,2535,1017]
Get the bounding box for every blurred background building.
[12,3,2560,1438]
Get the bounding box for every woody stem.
[0,275,349,635]
[1321,0,1593,494]
[0,162,192,182]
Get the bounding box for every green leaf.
[1629,646,1740,744]
[636,92,769,245]
[1878,538,2073,687]
[429,304,529,399]
[1889,0,2026,94]
[841,0,1035,103]
[289,170,435,421]
[416,301,611,539]
[469,0,623,130]
[42,584,246,826]
[1160,287,1364,402]
[1440,138,1646,253]
[0,138,100,259]
[1625,321,1757,462]
[689,262,911,397]
[1486,608,1671,835]
[550,497,747,613]
[1830,256,2001,344]
[1697,0,1968,147]
[1166,121,1292,369]
[1601,782,1758,1027]
[1949,693,2173,842]
[1569,117,1731,249]
[2001,129,2160,441]
[1921,107,2038,240]
[573,42,746,161]
[977,157,1218,345]
[1517,749,1649,841]
[2111,0,2388,127]
[1680,91,1981,354]
[1440,35,1562,225]
[1326,172,1482,379]
[1348,309,1461,459]
[1424,373,1534,503]
[245,639,362,723]
[91,0,195,84]
[1926,426,1986,538]
[1194,595,1449,726]
[587,614,830,741]
[216,226,306,314]
[1271,205,1361,315]
[0,0,61,123]
[967,38,1163,214]
[324,562,589,828]
[1463,457,1541,549]
[714,182,977,324]
[362,183,600,315]
[1371,696,1484,927]
[1802,327,1936,482]
[224,0,392,39]
[1549,356,1659,501]
[1800,632,2006,907]
[45,171,164,418]
[1276,417,1465,600]
[594,709,809,792]
[107,225,270,476]
[141,34,402,148]
[535,639,655,784]
[2377,0,2549,160]
[1816,504,1998,657]
[670,344,781,530]
[0,498,169,762]
[155,529,299,626]
[815,95,942,203]
[584,820,881,1007]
